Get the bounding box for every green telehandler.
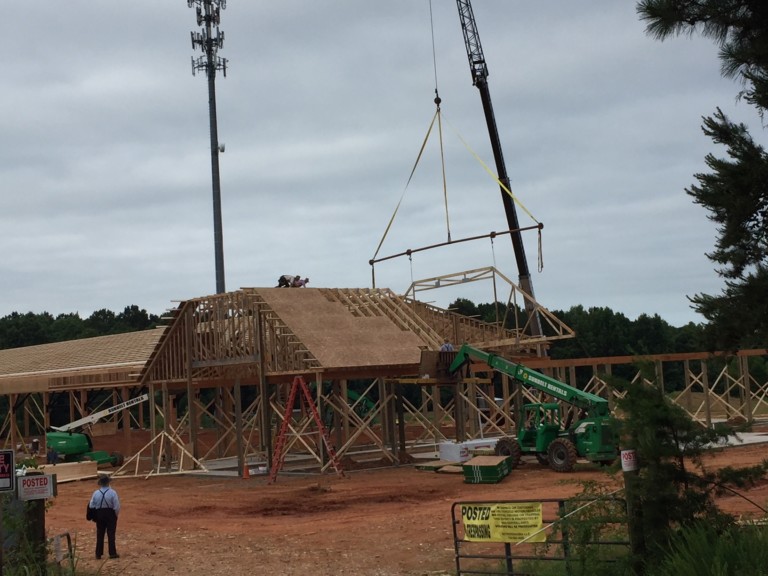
[448,344,618,472]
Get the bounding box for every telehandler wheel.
[111,452,124,467]
[494,437,522,469]
[547,438,577,473]
[535,453,549,466]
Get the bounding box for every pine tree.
[637,0,768,351]
[615,374,768,568]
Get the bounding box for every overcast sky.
[2,1,764,327]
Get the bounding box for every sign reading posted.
[461,502,546,543]
[18,474,55,501]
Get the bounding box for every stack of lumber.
[462,455,512,484]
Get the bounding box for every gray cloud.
[1,1,763,327]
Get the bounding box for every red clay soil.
[45,442,768,576]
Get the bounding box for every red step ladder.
[269,376,344,483]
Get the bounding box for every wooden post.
[621,448,645,576]
[333,380,343,453]
[513,371,523,433]
[255,306,271,457]
[149,383,157,469]
[8,395,16,455]
[235,378,244,477]
[122,387,130,441]
[315,372,325,468]
[501,374,510,432]
[395,383,406,460]
[186,305,198,461]
[655,361,664,394]
[467,380,477,437]
[162,383,170,472]
[740,355,753,424]
[455,381,466,442]
[0,499,4,576]
[42,392,50,432]
[22,395,30,438]
[25,500,46,570]
[702,361,712,429]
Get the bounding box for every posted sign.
[0,450,14,492]
[18,474,55,501]
[461,502,547,543]
[621,449,638,472]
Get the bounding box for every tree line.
[0,305,160,350]
[449,298,706,358]
[0,300,700,358]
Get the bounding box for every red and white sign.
[18,474,55,501]
[620,449,638,472]
[0,450,14,492]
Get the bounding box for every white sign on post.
[620,449,638,472]
[18,474,55,501]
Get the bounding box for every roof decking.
[0,329,165,393]
[1,285,569,392]
[258,288,424,370]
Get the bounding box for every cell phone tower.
[188,0,228,294]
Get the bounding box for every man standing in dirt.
[89,475,121,560]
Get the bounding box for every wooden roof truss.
[404,266,575,350]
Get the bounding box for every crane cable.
[442,112,545,272]
[430,0,452,243]
[371,0,450,263]
[370,111,439,263]
[372,0,543,273]
[442,113,539,225]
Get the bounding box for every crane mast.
[455,0,543,337]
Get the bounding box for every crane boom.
[455,1,542,336]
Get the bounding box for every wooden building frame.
[1,283,766,479]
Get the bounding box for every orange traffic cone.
[242,464,250,479]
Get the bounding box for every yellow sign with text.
[461,503,546,543]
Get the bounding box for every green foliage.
[686,110,768,351]
[550,305,700,359]
[1,496,47,575]
[637,1,768,352]
[615,375,768,568]
[0,305,160,350]
[0,312,55,348]
[558,482,634,576]
[648,523,768,576]
[637,0,768,112]
[449,297,479,318]
[448,300,706,360]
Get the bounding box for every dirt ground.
[44,440,768,576]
